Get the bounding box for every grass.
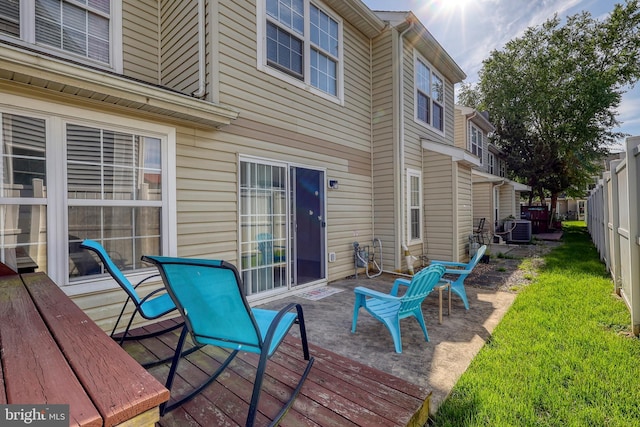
[431,222,640,427]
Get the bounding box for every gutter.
[193,0,206,98]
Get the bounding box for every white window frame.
[0,93,176,294]
[469,123,483,164]
[0,0,123,73]
[488,152,495,175]
[256,0,344,104]
[406,168,422,244]
[499,159,506,177]
[413,51,445,135]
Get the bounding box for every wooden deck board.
[23,273,169,426]
[124,320,431,427]
[0,275,102,426]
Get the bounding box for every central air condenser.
[504,220,532,243]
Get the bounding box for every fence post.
[609,160,623,295]
[626,137,640,335]
[602,172,611,274]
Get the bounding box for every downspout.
[398,20,414,271]
[494,179,506,232]
[192,0,206,98]
[369,35,375,246]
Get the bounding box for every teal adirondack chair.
[430,245,487,310]
[351,264,446,353]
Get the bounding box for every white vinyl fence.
[587,136,640,334]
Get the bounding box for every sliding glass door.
[239,159,325,297]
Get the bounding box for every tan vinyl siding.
[500,184,516,220]
[122,0,160,84]
[217,2,372,151]
[424,151,454,261]
[457,165,473,261]
[371,29,399,270]
[160,0,200,94]
[402,39,457,263]
[473,181,493,233]
[209,1,375,280]
[220,122,373,282]
[453,109,466,150]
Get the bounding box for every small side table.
[434,281,451,324]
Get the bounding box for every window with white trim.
[260,0,342,99]
[0,106,173,287]
[407,168,422,242]
[499,159,506,177]
[415,55,444,132]
[488,152,495,175]
[0,0,120,70]
[469,123,483,164]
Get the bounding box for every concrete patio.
[258,239,562,415]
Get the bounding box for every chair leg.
[116,308,140,345]
[384,318,403,353]
[414,310,430,342]
[451,281,470,310]
[351,294,364,333]
[161,326,239,416]
[110,297,133,342]
[247,305,315,427]
[295,304,311,361]
[113,319,185,343]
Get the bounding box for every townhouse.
[0,0,474,330]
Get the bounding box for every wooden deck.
[123,320,431,427]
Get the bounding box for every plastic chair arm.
[391,278,411,296]
[354,286,400,302]
[444,268,473,276]
[430,260,467,268]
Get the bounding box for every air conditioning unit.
[504,220,532,243]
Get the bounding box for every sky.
[362,0,639,150]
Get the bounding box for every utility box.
[504,220,532,243]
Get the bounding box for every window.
[470,124,483,163]
[0,113,48,275]
[0,0,20,36]
[239,160,288,296]
[488,153,495,175]
[66,125,163,278]
[0,103,174,288]
[407,169,422,242]
[261,0,342,99]
[0,0,120,69]
[499,159,506,177]
[415,55,445,132]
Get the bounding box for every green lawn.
[432,222,640,427]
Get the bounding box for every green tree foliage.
[460,0,640,209]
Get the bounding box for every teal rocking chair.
[351,264,446,353]
[80,240,182,345]
[430,244,487,310]
[142,255,315,426]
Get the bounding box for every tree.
[460,0,640,221]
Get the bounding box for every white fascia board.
[421,139,481,167]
